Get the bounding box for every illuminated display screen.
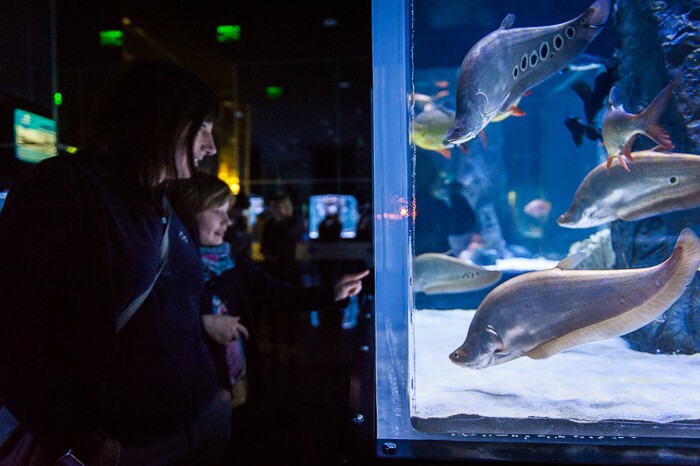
[14,109,57,164]
[308,194,359,239]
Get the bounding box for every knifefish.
[413,253,502,295]
[601,81,676,171]
[557,151,700,229]
[450,228,700,369]
[444,0,610,146]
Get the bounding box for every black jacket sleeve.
[0,157,118,450]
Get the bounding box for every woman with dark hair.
[0,61,230,465]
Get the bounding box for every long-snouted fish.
[414,253,502,295]
[601,81,676,171]
[444,0,610,146]
[449,228,700,369]
[557,151,700,229]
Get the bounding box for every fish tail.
[639,81,676,149]
[660,228,700,297]
[587,0,611,28]
[674,228,700,272]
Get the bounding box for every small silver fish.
[601,81,676,171]
[557,150,700,229]
[450,228,700,369]
[523,198,552,219]
[413,253,501,295]
[444,0,610,146]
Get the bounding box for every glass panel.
[373,0,700,461]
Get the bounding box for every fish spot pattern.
[553,34,564,50]
[529,51,539,67]
[513,28,583,81]
[669,176,678,184]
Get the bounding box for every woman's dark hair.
[169,172,235,233]
[84,60,221,197]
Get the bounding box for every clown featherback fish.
[413,253,502,295]
[557,151,700,229]
[450,228,700,369]
[444,0,610,146]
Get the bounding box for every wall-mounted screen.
[14,109,57,164]
[308,194,359,239]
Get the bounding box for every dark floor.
[217,293,372,466]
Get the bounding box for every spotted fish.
[444,0,610,146]
[450,228,700,369]
[557,151,700,229]
[413,253,502,295]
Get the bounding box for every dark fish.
[450,228,700,369]
[557,151,700,229]
[570,66,615,125]
[565,115,602,147]
[601,81,676,171]
[444,0,610,146]
[413,253,502,295]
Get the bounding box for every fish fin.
[522,89,533,97]
[436,148,452,160]
[650,144,673,153]
[644,125,674,150]
[459,143,469,155]
[555,252,587,270]
[623,145,634,162]
[509,106,526,117]
[499,14,516,30]
[618,155,631,172]
[606,156,613,170]
[479,131,488,149]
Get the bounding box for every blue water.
[411,0,617,260]
[410,0,618,308]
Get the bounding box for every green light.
[99,30,123,47]
[265,86,283,100]
[65,146,78,154]
[216,25,241,43]
[53,92,63,106]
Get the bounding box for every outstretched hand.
[334,269,370,301]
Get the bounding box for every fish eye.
[530,51,539,67]
[539,42,549,60]
[553,34,564,50]
[669,176,678,184]
[580,18,588,25]
[512,66,519,79]
[566,26,576,39]
[520,55,528,71]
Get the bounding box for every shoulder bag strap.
[116,200,172,333]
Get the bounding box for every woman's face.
[174,121,217,179]
[197,200,233,246]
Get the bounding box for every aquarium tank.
[372,0,700,463]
